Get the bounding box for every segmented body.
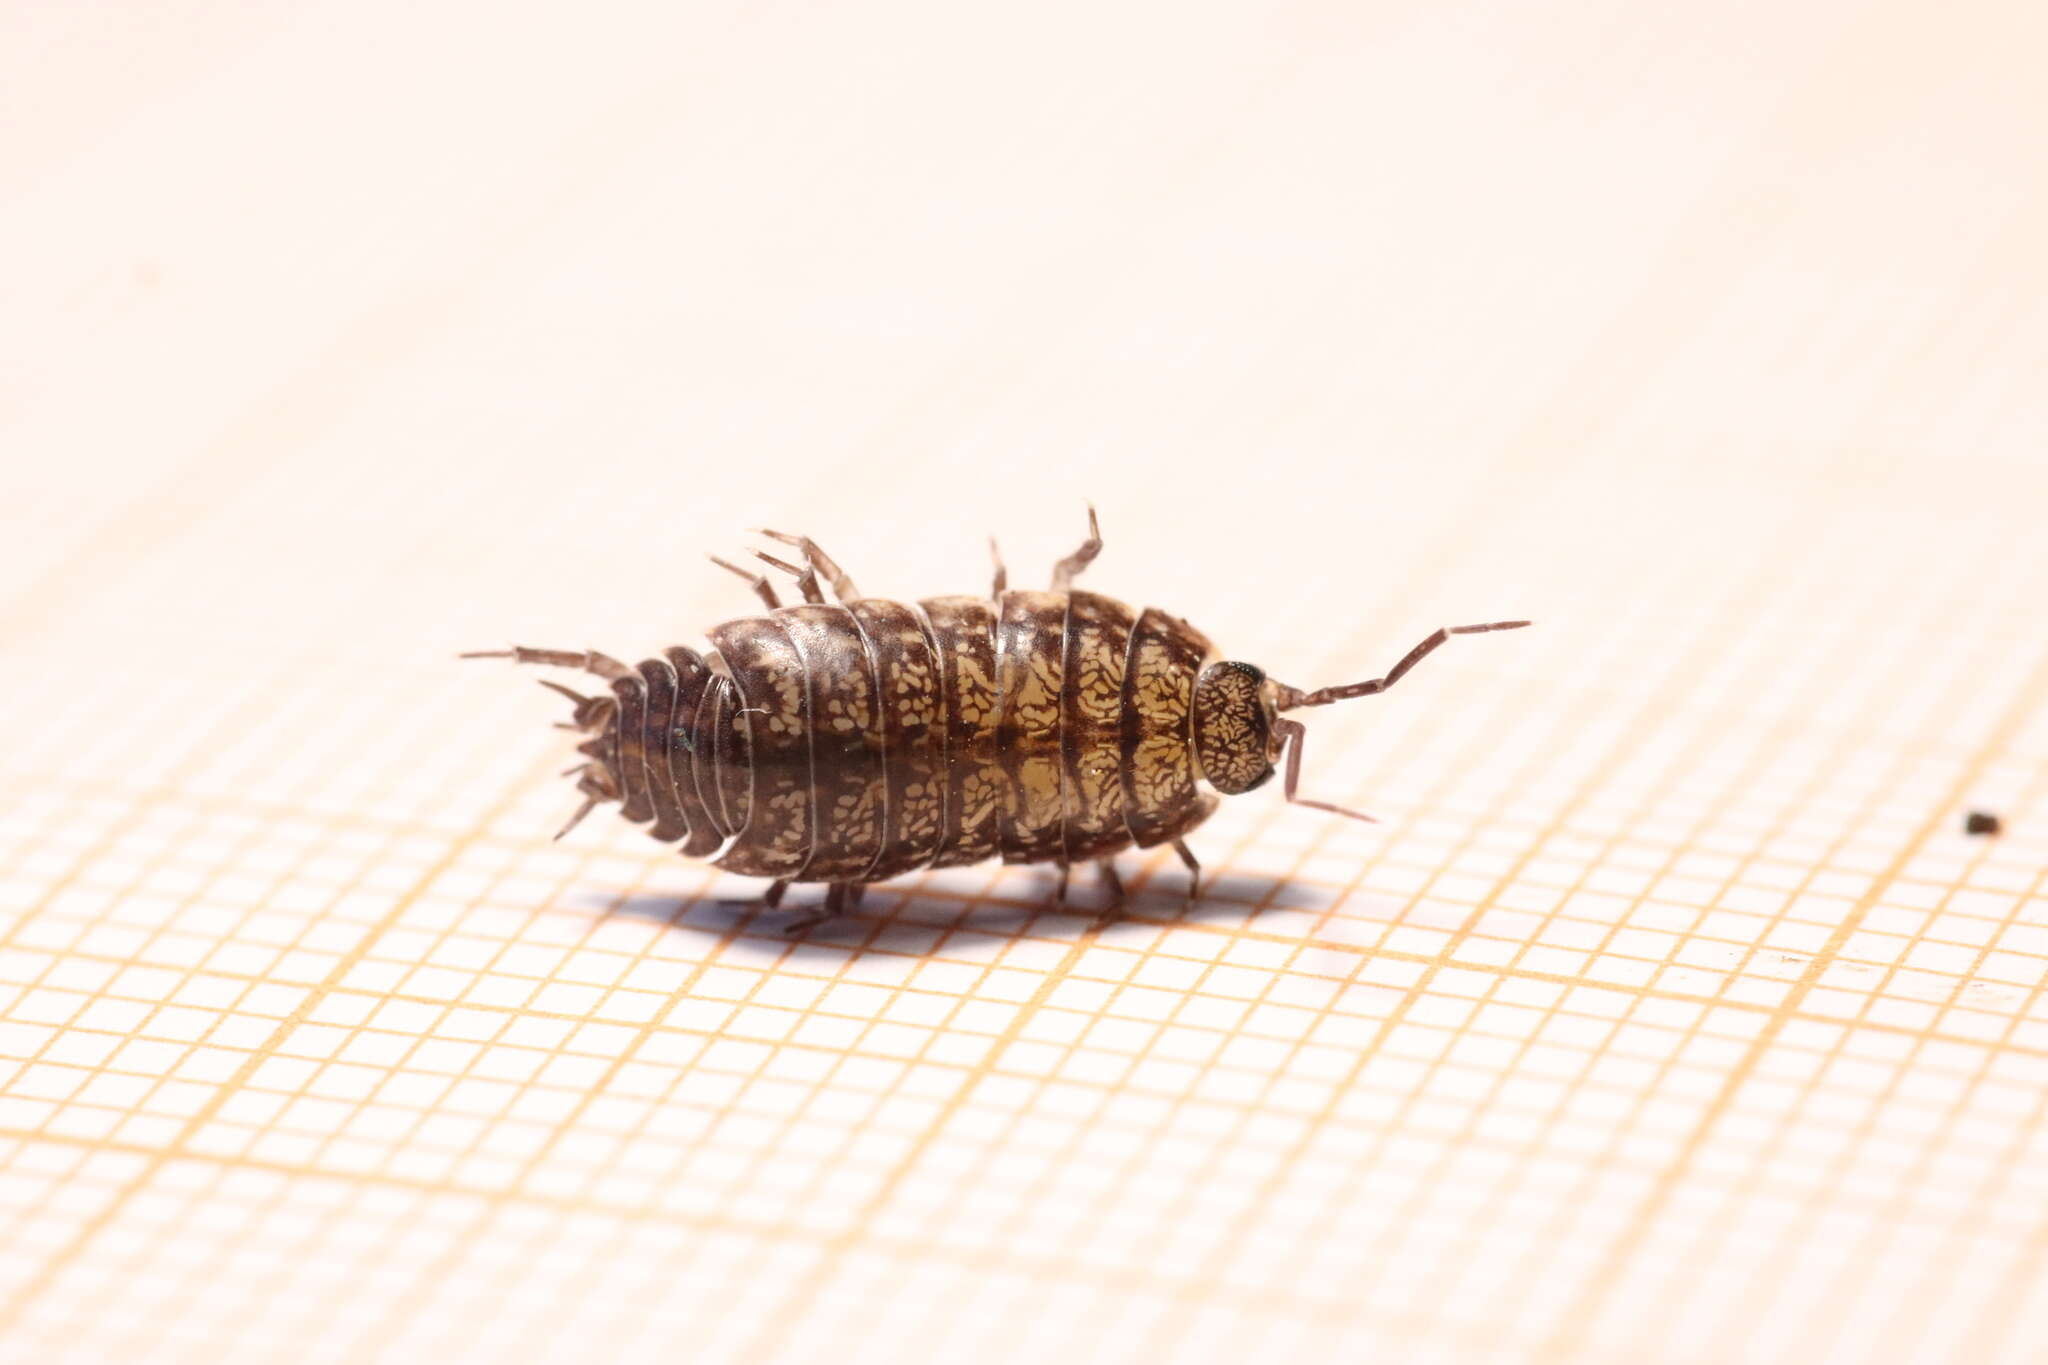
[592,590,1218,883]
[471,513,1529,926]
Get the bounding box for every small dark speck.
[1965,811,2002,836]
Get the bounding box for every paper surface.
[4,2,2047,1361]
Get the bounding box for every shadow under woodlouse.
[578,868,1333,962]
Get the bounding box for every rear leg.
[1096,860,1126,921]
[988,536,1007,599]
[755,530,861,602]
[784,882,854,935]
[1172,839,1202,907]
[1044,862,1072,907]
[717,877,790,917]
[753,550,825,605]
[708,555,782,611]
[1049,505,1103,591]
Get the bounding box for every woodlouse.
[466,512,1528,931]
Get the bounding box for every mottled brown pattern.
[1119,607,1218,849]
[1192,661,1272,794]
[508,560,1258,892]
[582,592,1225,878]
[709,616,814,878]
[994,590,1069,865]
[1061,591,1136,862]
[920,595,1002,870]
[849,599,947,879]
[779,605,886,880]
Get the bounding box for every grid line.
[0,745,566,1330]
[1536,632,2048,1358]
[730,922,1106,1362]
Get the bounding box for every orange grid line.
[1533,625,2048,1358]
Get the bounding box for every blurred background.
[3,2,2046,1362]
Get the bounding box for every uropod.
[466,512,1528,932]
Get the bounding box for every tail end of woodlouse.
[462,646,628,840]
[458,649,621,729]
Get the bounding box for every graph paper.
[4,1,2047,1361]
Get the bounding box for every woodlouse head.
[1192,661,1277,795]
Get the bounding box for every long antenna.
[1275,620,1530,710]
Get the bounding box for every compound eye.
[1193,661,1273,795]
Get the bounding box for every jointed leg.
[762,878,790,910]
[753,550,825,605]
[1049,505,1103,591]
[1171,839,1202,907]
[755,530,861,602]
[1274,620,1530,709]
[458,645,632,681]
[533,679,617,730]
[989,537,1007,598]
[1047,863,1072,907]
[708,555,782,611]
[784,881,852,935]
[1096,860,1126,919]
[555,795,600,840]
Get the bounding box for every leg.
[555,795,600,840]
[535,678,617,730]
[1274,620,1530,709]
[1096,860,1126,919]
[458,645,632,681]
[1046,862,1071,907]
[708,555,781,610]
[1172,839,1202,907]
[716,877,790,916]
[1271,718,1377,824]
[784,882,852,935]
[752,550,825,605]
[755,530,860,601]
[1049,505,1103,591]
[988,536,1007,598]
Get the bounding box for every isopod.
[465,512,1527,931]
